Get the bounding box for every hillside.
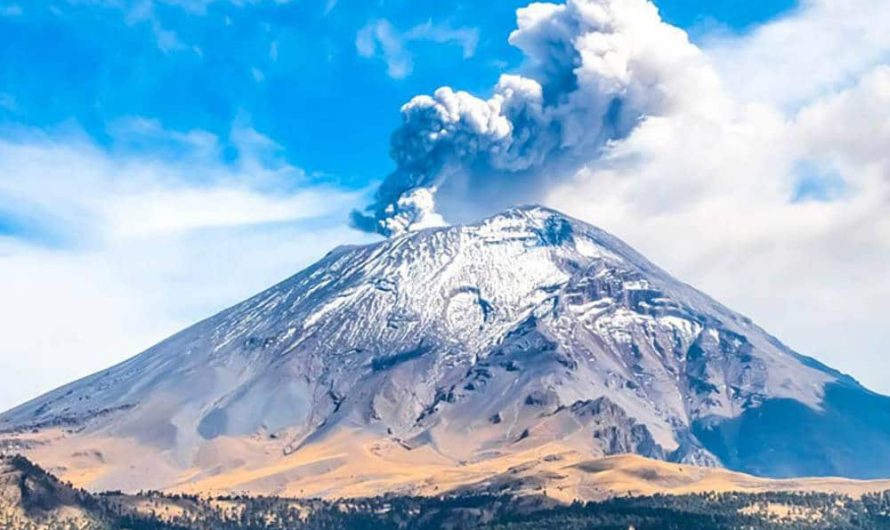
[0,455,104,529]
[3,455,890,530]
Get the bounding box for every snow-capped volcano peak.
[2,206,889,493]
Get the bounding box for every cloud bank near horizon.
[0,122,372,410]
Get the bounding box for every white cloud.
[356,20,412,79]
[125,1,185,53]
[356,19,480,79]
[705,0,890,107]
[103,186,337,237]
[0,125,371,411]
[405,20,479,59]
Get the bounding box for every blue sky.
[2,0,890,411]
[0,0,797,198]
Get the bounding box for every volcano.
[2,206,889,495]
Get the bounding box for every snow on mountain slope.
[1,205,888,493]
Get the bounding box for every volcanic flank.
[2,206,889,496]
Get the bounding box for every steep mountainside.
[1,206,889,495]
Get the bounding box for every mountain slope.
[1,206,888,494]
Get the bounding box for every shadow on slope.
[694,382,890,479]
